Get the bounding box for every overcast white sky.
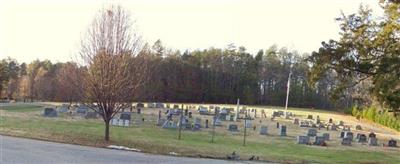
[0,0,382,63]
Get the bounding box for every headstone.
[147,103,155,108]
[307,115,313,119]
[85,111,98,119]
[311,124,317,128]
[388,139,397,147]
[173,104,179,109]
[43,108,57,117]
[297,136,310,144]
[355,125,362,130]
[136,103,144,108]
[276,122,280,129]
[341,137,352,146]
[205,119,209,128]
[118,119,124,126]
[123,120,130,127]
[340,131,345,138]
[188,112,192,118]
[155,103,164,108]
[314,136,326,146]
[59,104,69,113]
[213,118,222,126]
[228,124,239,132]
[76,105,88,114]
[330,124,337,131]
[137,108,141,114]
[184,109,188,116]
[307,129,317,137]
[368,137,378,146]
[322,133,330,141]
[293,118,299,125]
[259,126,268,135]
[328,118,333,123]
[369,132,376,138]
[111,118,118,126]
[245,120,252,129]
[198,106,209,115]
[299,121,309,128]
[345,131,354,141]
[120,112,131,121]
[358,134,367,143]
[280,125,287,136]
[338,121,344,126]
[194,118,202,130]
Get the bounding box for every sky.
[0,0,383,63]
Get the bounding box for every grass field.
[0,103,399,164]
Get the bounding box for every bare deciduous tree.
[79,5,146,141]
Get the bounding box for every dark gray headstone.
[341,137,352,146]
[307,129,317,137]
[340,131,345,138]
[322,133,330,141]
[43,108,57,117]
[368,137,378,146]
[259,126,268,135]
[369,132,376,138]
[358,134,367,143]
[388,139,397,147]
[155,103,165,108]
[120,112,131,120]
[76,106,88,114]
[280,125,287,136]
[59,104,69,113]
[228,124,239,132]
[307,115,313,119]
[314,136,326,146]
[345,132,354,141]
[147,103,155,108]
[297,136,310,144]
[355,125,362,130]
[136,103,144,108]
[245,120,252,129]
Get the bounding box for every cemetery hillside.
[1,0,400,164]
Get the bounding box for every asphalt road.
[0,135,246,164]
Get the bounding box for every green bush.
[352,106,400,132]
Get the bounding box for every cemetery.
[0,102,399,163]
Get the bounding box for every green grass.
[0,104,43,112]
[1,115,399,164]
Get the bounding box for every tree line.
[0,42,346,110]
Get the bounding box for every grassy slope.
[0,104,399,164]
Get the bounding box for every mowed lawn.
[0,104,399,164]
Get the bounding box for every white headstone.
[124,120,130,127]
[111,119,118,126]
[118,119,124,126]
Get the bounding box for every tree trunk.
[104,120,110,141]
